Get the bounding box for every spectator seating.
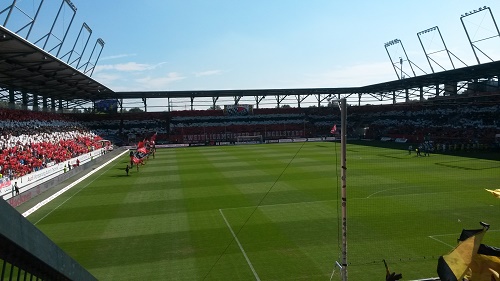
[0,108,103,180]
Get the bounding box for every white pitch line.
[366,187,409,198]
[222,190,479,212]
[428,235,455,249]
[428,229,500,249]
[219,209,261,281]
[23,149,130,220]
[221,199,334,211]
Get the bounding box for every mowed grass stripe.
[174,146,262,279]
[204,144,334,278]
[26,143,500,280]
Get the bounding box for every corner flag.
[330,124,337,134]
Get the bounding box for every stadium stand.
[0,108,103,180]
[1,91,496,182]
[72,112,169,145]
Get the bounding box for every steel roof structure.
[1,23,499,110]
[0,25,113,108]
[115,61,499,109]
[117,60,500,99]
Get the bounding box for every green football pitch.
[24,142,500,280]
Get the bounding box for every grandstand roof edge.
[0,25,115,102]
[114,61,500,100]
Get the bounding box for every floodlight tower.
[461,6,500,64]
[80,38,105,77]
[33,0,77,57]
[61,22,93,69]
[417,26,468,73]
[384,39,426,79]
[0,0,44,40]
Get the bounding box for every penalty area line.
[219,209,261,281]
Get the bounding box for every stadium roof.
[357,60,500,93]
[114,87,358,99]
[114,61,500,101]
[1,24,499,108]
[0,25,113,103]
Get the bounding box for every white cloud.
[92,73,121,85]
[94,61,168,73]
[115,62,151,71]
[194,70,222,77]
[299,62,397,88]
[100,53,137,61]
[135,72,186,90]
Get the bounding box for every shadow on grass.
[351,140,500,161]
[435,160,500,170]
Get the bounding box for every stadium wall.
[0,197,97,280]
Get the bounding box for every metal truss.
[0,87,91,110]
[61,22,92,68]
[0,0,44,40]
[79,38,105,77]
[32,0,77,57]
[1,0,105,73]
[384,39,427,80]
[417,26,467,72]
[461,6,500,64]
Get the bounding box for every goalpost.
[235,135,263,144]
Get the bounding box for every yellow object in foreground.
[485,189,500,198]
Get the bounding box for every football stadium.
[1,1,500,281]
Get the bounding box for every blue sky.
[3,0,500,109]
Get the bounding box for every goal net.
[235,135,263,144]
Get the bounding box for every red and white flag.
[330,124,337,134]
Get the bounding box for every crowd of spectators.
[2,92,495,181]
[72,112,168,145]
[164,95,499,146]
[0,108,103,180]
[350,101,499,144]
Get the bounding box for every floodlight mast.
[384,39,418,80]
[0,0,45,40]
[417,26,468,72]
[81,38,105,77]
[35,0,77,56]
[461,6,500,64]
[62,22,92,68]
[418,27,440,72]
